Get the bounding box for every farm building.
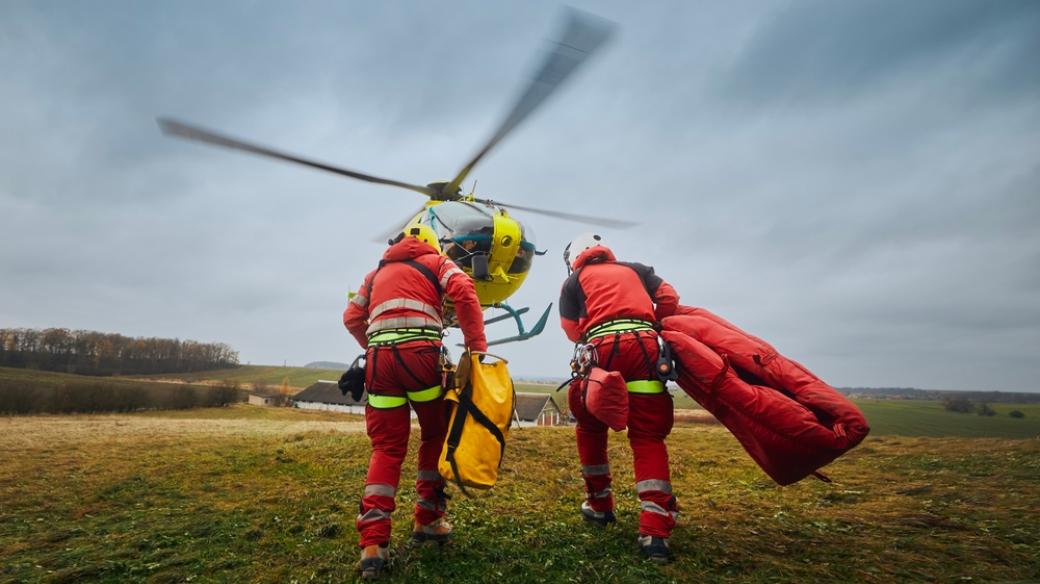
[514,392,565,427]
[248,392,286,407]
[292,380,367,414]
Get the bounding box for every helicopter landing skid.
[473,303,552,347]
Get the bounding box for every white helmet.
[563,232,604,273]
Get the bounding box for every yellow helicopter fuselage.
[402,200,532,307]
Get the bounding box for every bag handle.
[469,351,509,364]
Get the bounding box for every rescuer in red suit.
[559,233,680,563]
[344,225,487,579]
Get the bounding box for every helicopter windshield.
[420,203,494,268]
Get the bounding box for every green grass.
[855,399,1040,438]
[1,407,1038,583]
[131,365,344,389]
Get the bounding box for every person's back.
[344,226,486,579]
[558,233,679,564]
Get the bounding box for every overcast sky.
[2,1,1038,391]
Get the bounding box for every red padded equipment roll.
[661,306,869,485]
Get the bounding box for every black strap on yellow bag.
[443,375,507,497]
[438,352,513,496]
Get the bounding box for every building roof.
[514,392,561,421]
[293,380,367,406]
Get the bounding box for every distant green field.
[855,399,1040,438]
[133,365,343,388]
[514,381,1039,438]
[0,366,211,390]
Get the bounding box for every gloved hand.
[338,356,366,401]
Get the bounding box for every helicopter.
[158,10,632,346]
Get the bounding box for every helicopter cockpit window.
[509,240,536,274]
[420,203,494,269]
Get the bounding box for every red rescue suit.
[559,245,680,538]
[344,237,487,547]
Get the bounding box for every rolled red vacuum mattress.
[661,306,869,485]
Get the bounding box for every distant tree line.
[943,397,1025,418]
[842,386,1040,404]
[0,377,244,415]
[0,328,239,376]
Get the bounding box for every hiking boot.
[358,543,389,579]
[412,517,453,544]
[580,500,617,527]
[637,535,672,564]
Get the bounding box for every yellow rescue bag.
[438,352,514,492]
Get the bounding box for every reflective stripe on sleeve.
[407,385,442,403]
[439,265,466,289]
[368,394,408,409]
[350,294,369,307]
[627,380,665,394]
[635,479,672,494]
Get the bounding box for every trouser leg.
[628,393,678,538]
[412,396,448,525]
[357,403,410,547]
[568,381,614,512]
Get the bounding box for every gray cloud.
[721,0,1040,105]
[2,0,1038,391]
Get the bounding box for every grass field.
[855,399,1040,438]
[1,405,1038,583]
[131,365,344,389]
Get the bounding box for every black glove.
[338,355,366,401]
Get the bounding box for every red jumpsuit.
[344,237,487,548]
[559,245,680,538]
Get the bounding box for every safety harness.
[358,258,449,409]
[586,318,666,395]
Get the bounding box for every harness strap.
[627,379,665,394]
[585,318,655,341]
[368,394,407,408]
[632,330,657,379]
[367,317,442,336]
[390,343,428,389]
[368,328,441,345]
[367,386,444,409]
[365,258,443,300]
[601,333,622,370]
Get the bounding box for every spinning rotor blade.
[371,205,429,243]
[479,199,637,229]
[445,9,616,195]
[157,118,437,197]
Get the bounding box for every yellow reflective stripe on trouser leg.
[627,380,665,394]
[407,385,443,403]
[368,394,408,408]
